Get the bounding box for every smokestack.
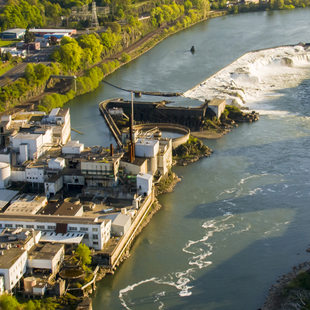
[129,91,135,163]
[129,142,135,163]
[110,143,114,156]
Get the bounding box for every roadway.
[0,46,55,88]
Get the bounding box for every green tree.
[108,21,121,33]
[150,7,164,27]
[52,40,83,72]
[184,0,193,12]
[78,33,103,64]
[34,63,51,82]
[24,28,35,44]
[75,243,91,265]
[0,294,21,310]
[24,300,36,310]
[0,0,45,30]
[276,0,285,8]
[120,52,131,63]
[25,63,36,83]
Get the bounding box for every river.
[66,8,310,310]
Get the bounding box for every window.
[92,234,98,240]
[37,225,45,229]
[26,225,34,228]
[5,224,12,228]
[92,228,98,232]
[47,226,55,230]
[16,224,23,228]
[69,227,77,231]
[80,227,88,231]
[93,241,98,245]
[84,234,89,239]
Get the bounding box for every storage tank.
[24,277,36,293]
[0,162,10,188]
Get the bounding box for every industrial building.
[1,28,25,39]
[0,106,170,296]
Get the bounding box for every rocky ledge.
[173,136,213,166]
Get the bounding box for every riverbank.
[23,10,227,110]
[262,261,310,310]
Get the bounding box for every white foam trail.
[119,277,158,310]
[184,45,310,108]
[119,215,237,308]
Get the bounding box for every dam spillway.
[183,43,310,109]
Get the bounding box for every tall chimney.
[129,91,135,162]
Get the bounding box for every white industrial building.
[44,174,63,196]
[0,248,27,292]
[135,139,159,158]
[1,28,25,39]
[11,129,53,163]
[27,243,64,275]
[48,157,65,170]
[136,173,153,196]
[25,165,45,183]
[134,137,172,177]
[42,108,71,145]
[0,215,111,250]
[0,228,41,294]
[111,213,131,237]
[62,140,84,154]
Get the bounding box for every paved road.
[0,46,55,88]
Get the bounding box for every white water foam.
[183,45,310,109]
[216,173,282,201]
[119,215,236,309]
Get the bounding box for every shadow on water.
[165,135,310,309]
[167,227,310,310]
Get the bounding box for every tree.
[184,0,193,12]
[24,300,36,310]
[75,243,91,265]
[151,7,164,27]
[25,63,36,83]
[24,28,35,44]
[0,294,21,310]
[52,40,83,72]
[0,0,45,30]
[78,33,103,64]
